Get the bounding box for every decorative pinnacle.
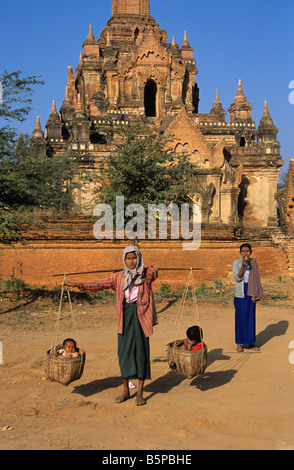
[50,100,58,115]
[263,100,270,116]
[87,24,95,41]
[35,115,42,130]
[235,79,246,102]
[182,30,189,47]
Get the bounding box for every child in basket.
[50,338,79,358]
[175,325,206,351]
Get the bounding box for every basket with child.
[167,326,207,379]
[47,338,86,386]
[46,278,86,386]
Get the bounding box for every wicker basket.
[167,342,207,379]
[46,349,86,386]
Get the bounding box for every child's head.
[186,325,203,344]
[63,338,77,353]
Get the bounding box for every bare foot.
[248,345,261,352]
[135,394,146,406]
[115,392,130,404]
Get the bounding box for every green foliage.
[195,283,208,296]
[214,280,224,290]
[0,70,85,243]
[0,70,44,158]
[157,282,174,299]
[0,202,32,244]
[154,280,236,305]
[0,70,44,122]
[95,121,195,215]
[277,170,288,191]
[269,293,288,301]
[0,136,83,213]
[0,273,29,291]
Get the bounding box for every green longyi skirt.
[117,302,151,380]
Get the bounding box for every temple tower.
[112,0,150,15]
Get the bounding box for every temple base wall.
[0,219,290,289]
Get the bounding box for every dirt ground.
[0,281,294,451]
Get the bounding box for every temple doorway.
[238,174,250,221]
[144,79,157,117]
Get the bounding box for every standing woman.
[233,243,264,352]
[65,245,158,406]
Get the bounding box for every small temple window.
[240,137,246,147]
[134,28,139,41]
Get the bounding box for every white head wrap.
[122,245,144,291]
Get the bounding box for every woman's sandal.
[236,344,243,352]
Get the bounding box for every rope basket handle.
[170,269,201,341]
[51,274,82,351]
[169,268,204,354]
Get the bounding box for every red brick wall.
[0,220,289,289]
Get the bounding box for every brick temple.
[32,0,284,229]
[2,0,293,287]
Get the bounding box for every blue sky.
[1,0,293,176]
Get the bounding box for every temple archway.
[144,79,157,117]
[238,174,250,221]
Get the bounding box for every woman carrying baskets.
[65,245,158,406]
[233,243,264,352]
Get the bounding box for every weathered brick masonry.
[0,219,288,289]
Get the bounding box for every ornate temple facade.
[32,0,284,228]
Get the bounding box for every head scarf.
[122,245,144,291]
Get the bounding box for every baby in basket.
[50,338,79,358]
[175,325,206,351]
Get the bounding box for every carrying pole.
[53,267,203,277]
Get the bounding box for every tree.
[0,70,44,157]
[0,134,84,214]
[0,70,85,244]
[277,170,288,191]
[95,121,195,217]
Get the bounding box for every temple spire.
[35,115,42,130]
[259,100,276,128]
[234,79,246,103]
[228,79,254,123]
[210,88,226,120]
[182,30,189,48]
[87,24,95,42]
[32,116,44,139]
[180,30,193,58]
[50,100,59,117]
[262,100,270,117]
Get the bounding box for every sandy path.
[0,294,293,450]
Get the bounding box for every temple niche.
[32,0,284,228]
